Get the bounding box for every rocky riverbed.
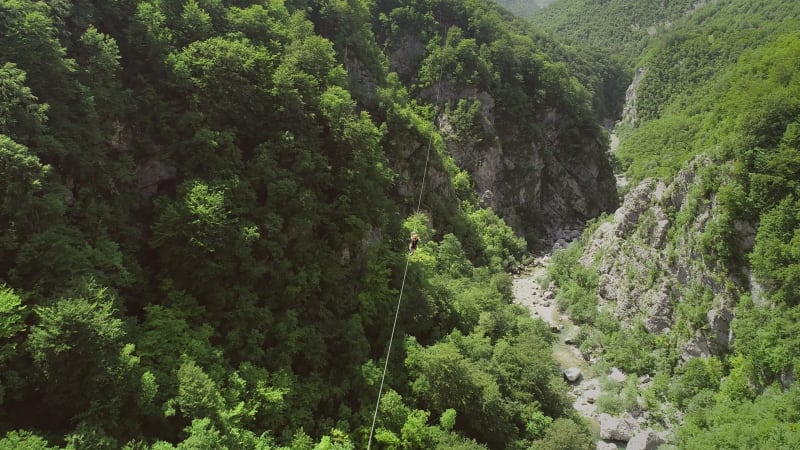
[513,227,673,450]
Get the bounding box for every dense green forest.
[529,0,701,68]
[493,0,554,18]
[537,0,800,448]
[0,0,622,448]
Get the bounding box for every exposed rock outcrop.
[578,159,746,356]
[627,428,668,450]
[386,32,619,238]
[438,96,617,237]
[388,36,426,83]
[621,67,646,127]
[599,413,638,441]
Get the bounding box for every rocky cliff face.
[435,88,618,241]
[620,67,646,128]
[577,158,753,359]
[386,37,619,244]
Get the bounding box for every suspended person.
[408,232,420,255]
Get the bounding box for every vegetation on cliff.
[539,0,800,447]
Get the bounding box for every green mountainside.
[4,0,797,448]
[536,0,800,447]
[494,0,556,18]
[0,0,620,448]
[529,0,701,67]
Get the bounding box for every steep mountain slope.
[541,0,800,446]
[495,0,557,18]
[529,0,704,66]
[0,0,620,448]
[368,0,620,242]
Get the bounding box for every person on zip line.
[408,232,420,255]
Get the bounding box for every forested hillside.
[494,0,555,18]
[0,0,621,448]
[537,0,800,448]
[529,0,701,67]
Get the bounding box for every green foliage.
[616,111,704,181]
[530,0,703,73]
[463,203,526,271]
[0,0,615,447]
[0,285,25,339]
[0,285,26,408]
[678,384,800,449]
[732,298,800,386]
[445,99,493,145]
[25,282,142,434]
[669,357,723,408]
[0,430,57,450]
[176,418,226,450]
[175,360,224,421]
[403,304,568,448]
[548,241,600,325]
[750,196,800,305]
[406,338,511,446]
[418,27,493,90]
[0,62,48,139]
[530,418,594,450]
[226,1,290,50]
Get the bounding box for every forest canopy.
[0,0,611,448]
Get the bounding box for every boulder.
[608,367,627,383]
[599,413,638,441]
[563,367,582,382]
[681,336,712,360]
[627,428,667,450]
[596,441,617,450]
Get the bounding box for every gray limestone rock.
[564,367,582,382]
[627,428,666,450]
[596,441,617,450]
[681,338,712,360]
[707,307,733,349]
[599,413,638,441]
[608,367,627,383]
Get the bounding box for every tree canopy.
[0,0,610,448]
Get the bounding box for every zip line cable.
[366,28,449,450]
